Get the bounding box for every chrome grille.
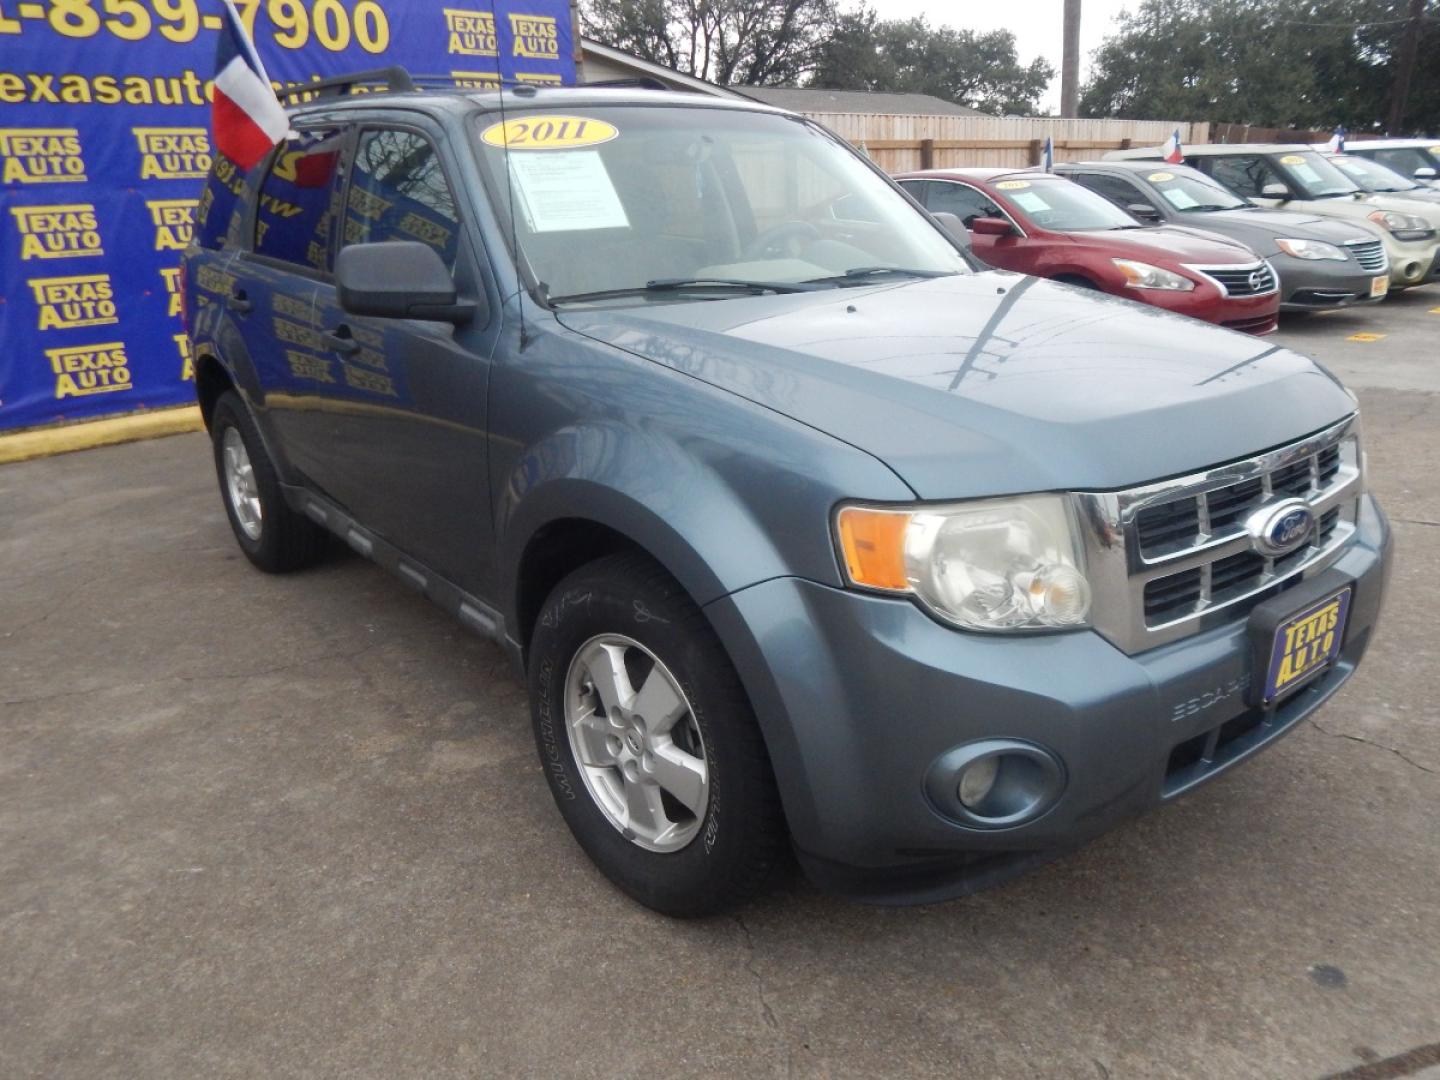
[1076,416,1363,653]
[1188,261,1279,297]
[1345,239,1387,272]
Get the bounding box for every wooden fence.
[801,113,1212,171]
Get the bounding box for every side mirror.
[1415,167,1438,180]
[970,216,1016,237]
[1260,182,1291,200]
[1126,202,1161,221]
[932,210,971,248]
[335,240,478,323]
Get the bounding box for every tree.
[1079,0,1439,132]
[580,0,838,85]
[812,12,1054,115]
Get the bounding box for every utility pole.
[1060,0,1081,118]
[1387,0,1425,133]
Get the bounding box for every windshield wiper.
[547,277,817,306]
[803,266,954,286]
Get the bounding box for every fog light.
[924,739,1066,829]
[957,756,999,808]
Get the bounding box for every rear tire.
[211,391,328,573]
[529,552,787,917]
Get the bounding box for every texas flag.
[1162,128,1183,165]
[1326,126,1347,153]
[211,0,288,170]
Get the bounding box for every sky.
[866,0,1133,112]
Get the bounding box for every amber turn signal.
[835,506,912,592]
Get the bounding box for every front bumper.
[1133,284,1278,335]
[706,494,1392,905]
[1382,235,1440,287]
[1273,253,1388,311]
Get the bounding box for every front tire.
[211,391,328,573]
[529,553,786,916]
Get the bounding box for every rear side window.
[927,182,1003,227]
[1206,156,1278,199]
[343,129,460,267]
[896,179,930,205]
[195,150,248,250]
[1070,172,1143,208]
[253,128,346,272]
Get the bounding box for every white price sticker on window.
[1010,191,1051,213]
[508,150,630,233]
[1160,187,1199,209]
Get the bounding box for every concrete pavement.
[1,288,1437,1079]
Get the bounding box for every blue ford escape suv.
[182,70,1392,916]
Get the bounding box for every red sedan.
[895,168,1280,334]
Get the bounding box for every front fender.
[497,412,909,621]
[489,324,917,636]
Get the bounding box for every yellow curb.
[1346,332,1387,342]
[0,406,203,465]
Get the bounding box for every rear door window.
[343,128,461,268]
[252,128,346,273]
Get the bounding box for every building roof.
[730,86,985,117]
[579,38,747,98]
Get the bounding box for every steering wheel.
[741,220,822,261]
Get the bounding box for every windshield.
[990,176,1140,231]
[1272,151,1361,198]
[470,105,969,304]
[1330,154,1419,192]
[1142,167,1249,211]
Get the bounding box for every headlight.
[1275,237,1347,261]
[1111,259,1194,291]
[834,495,1092,632]
[1367,209,1435,240]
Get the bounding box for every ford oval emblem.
[1246,499,1316,556]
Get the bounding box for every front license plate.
[1370,275,1389,298]
[1263,588,1352,703]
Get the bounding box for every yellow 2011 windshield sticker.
[1279,154,1306,165]
[995,179,1031,190]
[1147,171,1175,182]
[481,116,618,150]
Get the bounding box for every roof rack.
[275,66,416,102]
[580,77,670,91]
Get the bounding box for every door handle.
[319,328,360,355]
[229,288,253,314]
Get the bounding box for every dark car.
[182,72,1391,916]
[896,168,1280,334]
[1056,160,1391,310]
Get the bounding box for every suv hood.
[555,273,1355,499]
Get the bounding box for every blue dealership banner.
[0,0,574,432]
